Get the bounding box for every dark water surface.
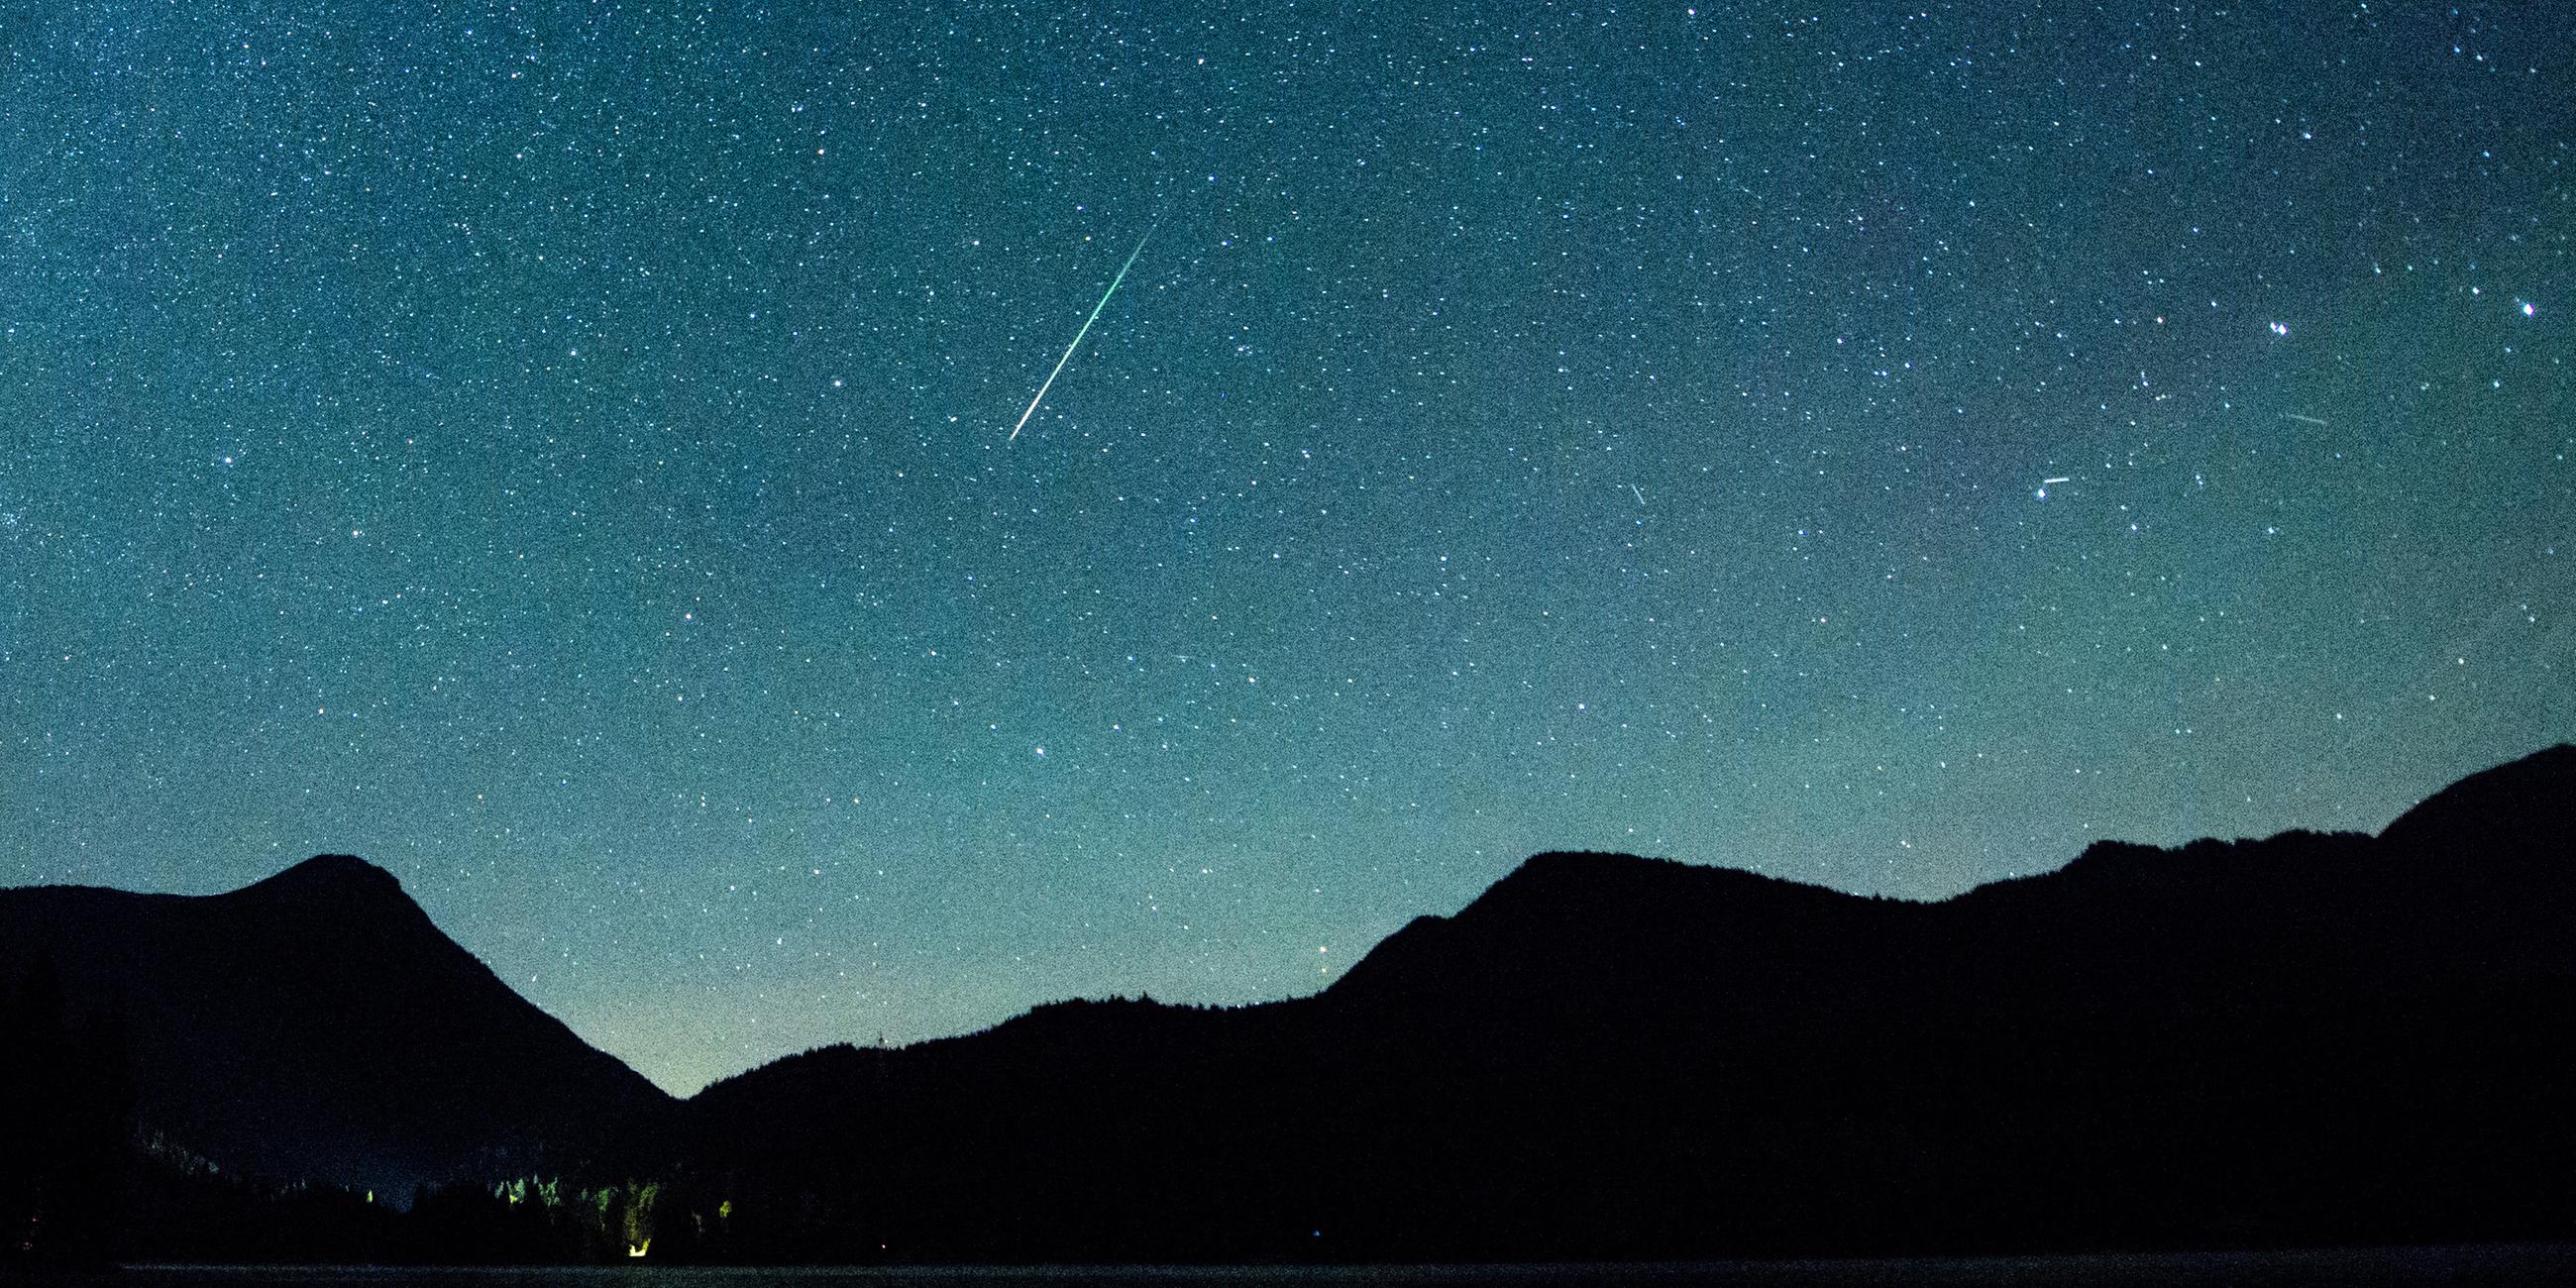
[87,1245,2576,1287]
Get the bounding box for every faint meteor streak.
[2041,477,2072,484]
[2282,412,2330,427]
[1008,218,1159,442]
[1630,483,1648,506]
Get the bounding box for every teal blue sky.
[4,1,2569,1093]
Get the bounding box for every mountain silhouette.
[5,747,2572,1262]
[687,744,2576,1260]
[0,854,673,1198]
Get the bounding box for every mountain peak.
[1453,850,1688,928]
[0,850,674,1196]
[1488,848,1674,891]
[228,853,414,919]
[1469,849,1850,923]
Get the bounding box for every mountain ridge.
[679,743,2576,1260]
[703,742,2576,1088]
[6,743,2572,1261]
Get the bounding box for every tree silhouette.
[0,957,132,1266]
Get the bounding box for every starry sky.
[4,0,2570,1095]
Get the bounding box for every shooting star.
[1008,217,1159,442]
[2282,412,2330,427]
[1630,483,1648,506]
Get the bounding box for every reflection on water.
[82,1244,2576,1288]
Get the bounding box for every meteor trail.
[2282,412,2330,427]
[1008,218,1159,442]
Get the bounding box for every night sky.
[4,1,2569,1095]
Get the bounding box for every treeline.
[1,955,721,1267]
[120,1162,755,1265]
[0,959,131,1267]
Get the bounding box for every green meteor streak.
[1008,218,1158,442]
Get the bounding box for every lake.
[76,1245,2576,1287]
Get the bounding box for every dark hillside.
[0,855,675,1197]
[690,745,2576,1260]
